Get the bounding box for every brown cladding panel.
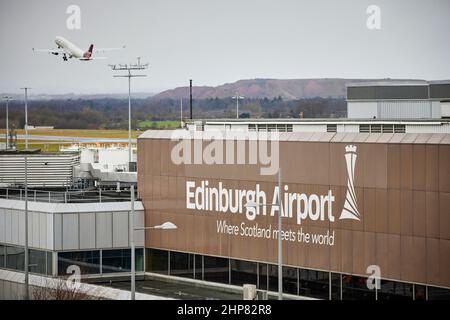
[412,191,427,237]
[400,236,426,284]
[439,145,450,192]
[440,192,450,240]
[412,144,426,191]
[425,145,439,192]
[140,136,450,288]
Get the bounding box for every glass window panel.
[282,266,298,295]
[378,280,413,300]
[146,249,168,275]
[6,246,24,271]
[299,269,329,299]
[135,248,144,272]
[414,284,426,300]
[29,249,47,275]
[268,264,278,292]
[341,274,375,300]
[258,263,268,291]
[58,250,100,275]
[170,251,194,279]
[0,245,5,268]
[428,286,450,300]
[102,249,131,273]
[194,255,202,280]
[330,272,341,300]
[46,252,53,276]
[203,255,229,284]
[230,259,257,287]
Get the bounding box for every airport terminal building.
[137,129,450,300]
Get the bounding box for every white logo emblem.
[339,145,361,220]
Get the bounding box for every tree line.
[0,96,346,130]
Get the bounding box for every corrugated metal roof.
[138,130,450,145]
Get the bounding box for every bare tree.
[31,279,95,300]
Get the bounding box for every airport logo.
[339,145,361,221]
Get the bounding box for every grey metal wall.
[0,199,145,251]
[0,153,80,187]
[348,101,442,119]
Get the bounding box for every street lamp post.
[24,154,29,299]
[246,168,283,300]
[3,96,12,149]
[232,92,244,119]
[109,58,148,171]
[129,184,177,300]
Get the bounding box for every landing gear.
[63,53,68,61]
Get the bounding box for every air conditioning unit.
[243,284,257,300]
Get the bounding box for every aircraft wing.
[93,45,126,54]
[32,48,65,55]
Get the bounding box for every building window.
[327,124,337,133]
[268,264,279,292]
[282,266,298,295]
[341,274,375,300]
[170,251,194,279]
[394,124,405,133]
[102,249,130,273]
[414,284,426,300]
[382,124,394,133]
[427,286,450,300]
[6,246,24,271]
[371,124,382,133]
[58,250,100,276]
[0,245,4,268]
[330,272,341,300]
[378,280,413,300]
[230,259,257,287]
[258,263,268,291]
[194,254,203,280]
[146,249,168,275]
[101,248,143,274]
[29,249,47,275]
[299,269,329,299]
[203,255,229,284]
[248,124,256,132]
[359,124,370,133]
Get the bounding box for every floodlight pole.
[232,93,244,119]
[20,88,31,149]
[109,58,148,171]
[24,154,29,299]
[3,96,12,149]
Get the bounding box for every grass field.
[0,129,141,139]
[137,120,180,129]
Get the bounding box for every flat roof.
[183,118,450,124]
[139,129,450,145]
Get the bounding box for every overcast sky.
[0,0,449,95]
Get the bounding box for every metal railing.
[0,187,136,204]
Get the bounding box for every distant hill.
[153,78,423,100]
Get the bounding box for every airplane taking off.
[32,36,125,61]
